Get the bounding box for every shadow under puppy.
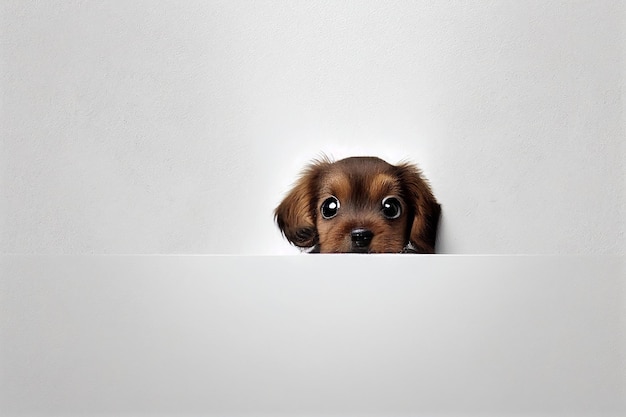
[275,156,441,253]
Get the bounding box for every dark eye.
[381,196,402,219]
[321,196,340,219]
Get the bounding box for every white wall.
[1,1,624,254]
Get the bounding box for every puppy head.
[275,156,441,253]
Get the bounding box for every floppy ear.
[396,163,441,254]
[274,160,329,248]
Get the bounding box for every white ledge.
[1,255,624,416]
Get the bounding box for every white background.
[1,0,624,254]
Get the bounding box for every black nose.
[351,228,374,248]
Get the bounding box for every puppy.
[275,156,441,253]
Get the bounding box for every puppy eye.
[381,196,402,219]
[321,196,340,219]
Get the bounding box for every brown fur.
[275,156,441,253]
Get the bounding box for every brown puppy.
[275,156,441,253]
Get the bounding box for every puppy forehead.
[319,164,401,201]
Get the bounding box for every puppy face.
[275,156,441,253]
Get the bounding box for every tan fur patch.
[368,173,402,202]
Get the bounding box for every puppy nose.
[351,228,374,248]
